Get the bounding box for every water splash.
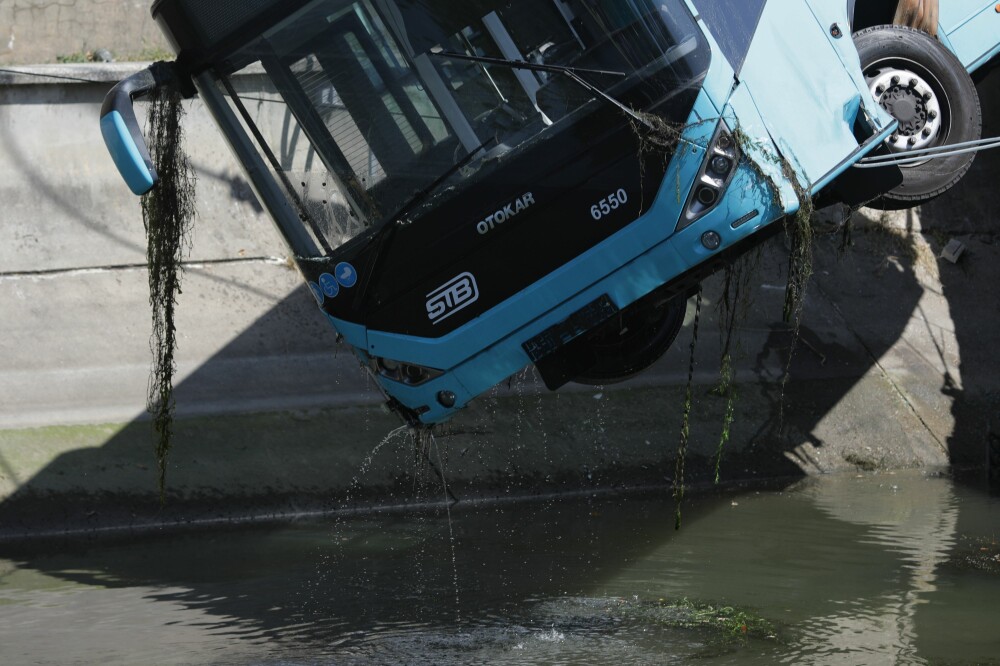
[537,627,566,643]
[430,431,463,625]
[712,246,764,482]
[347,425,410,496]
[302,424,412,615]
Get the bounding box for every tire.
[853,25,982,207]
[572,295,686,386]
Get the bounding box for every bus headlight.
[373,357,444,386]
[678,123,740,230]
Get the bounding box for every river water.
[0,470,997,665]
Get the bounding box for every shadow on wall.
[0,282,390,537]
[0,71,997,542]
[720,66,1000,483]
[920,67,1000,476]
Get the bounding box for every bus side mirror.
[99,62,181,196]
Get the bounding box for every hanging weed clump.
[780,161,815,325]
[776,161,815,428]
[629,112,711,206]
[627,117,821,512]
[730,127,816,322]
[631,114,676,206]
[141,82,196,499]
[631,111,686,153]
[712,246,763,482]
[695,127,818,476]
[674,285,703,530]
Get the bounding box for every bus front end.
[105,0,898,425]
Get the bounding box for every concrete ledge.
[0,63,151,85]
[0,369,949,541]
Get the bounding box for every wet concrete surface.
[0,68,997,538]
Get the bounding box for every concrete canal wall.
[0,63,997,538]
[0,1,169,66]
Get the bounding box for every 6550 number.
[590,188,629,220]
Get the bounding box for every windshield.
[219,0,704,256]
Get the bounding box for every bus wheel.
[854,25,981,208]
[572,294,686,386]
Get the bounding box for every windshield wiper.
[430,50,649,126]
[387,135,498,227]
[355,136,497,308]
[355,54,639,307]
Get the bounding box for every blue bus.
[102,0,1000,424]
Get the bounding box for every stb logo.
[426,272,479,325]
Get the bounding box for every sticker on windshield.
[308,282,324,306]
[319,273,340,299]
[335,262,358,288]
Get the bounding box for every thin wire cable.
[860,135,1000,163]
[0,66,121,84]
[854,136,1000,168]
[858,135,1000,163]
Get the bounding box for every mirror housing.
[100,62,183,195]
